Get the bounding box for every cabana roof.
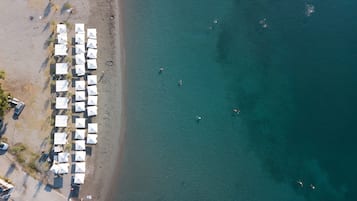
[58,152,70,163]
[75,151,86,161]
[87,39,97,49]
[75,91,86,101]
[55,115,68,127]
[57,33,68,44]
[87,106,97,117]
[75,80,86,91]
[87,59,97,70]
[88,123,98,133]
[86,134,98,145]
[57,24,67,34]
[74,173,85,184]
[87,85,98,96]
[55,97,69,109]
[75,54,86,65]
[75,162,86,173]
[75,23,85,33]
[87,96,97,106]
[87,75,97,85]
[75,64,86,76]
[75,118,86,128]
[75,102,86,113]
[75,129,86,140]
[56,80,69,92]
[54,44,68,56]
[54,132,67,145]
[87,48,97,59]
[75,33,85,44]
[75,44,86,54]
[55,63,68,75]
[75,140,86,151]
[87,28,97,39]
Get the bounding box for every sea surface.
[114,0,357,200]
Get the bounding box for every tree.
[0,70,9,117]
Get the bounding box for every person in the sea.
[297,180,303,187]
[233,108,240,115]
[159,67,164,74]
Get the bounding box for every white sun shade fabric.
[75,80,86,91]
[87,75,97,85]
[75,162,86,173]
[74,173,85,184]
[75,91,86,101]
[55,115,68,128]
[87,106,97,117]
[75,33,85,44]
[75,23,85,34]
[51,163,69,174]
[86,59,97,70]
[56,80,69,92]
[75,65,85,76]
[57,24,67,34]
[75,151,86,161]
[55,63,68,75]
[55,97,69,109]
[75,140,86,151]
[86,39,97,49]
[87,28,97,39]
[75,129,86,140]
[75,118,86,128]
[87,48,97,59]
[75,54,86,65]
[58,152,70,163]
[75,102,86,112]
[87,96,97,106]
[87,85,97,96]
[88,123,98,134]
[75,44,86,54]
[86,134,98,144]
[57,33,68,44]
[54,132,67,145]
[54,44,67,56]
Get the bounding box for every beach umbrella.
[75,23,85,33]
[75,33,85,44]
[55,97,69,109]
[87,106,97,117]
[87,28,97,39]
[86,134,98,145]
[87,85,97,96]
[56,80,69,92]
[75,80,86,91]
[88,123,98,133]
[87,59,97,70]
[75,118,86,128]
[54,132,67,145]
[75,102,86,113]
[57,24,67,34]
[86,39,97,49]
[75,162,86,173]
[75,129,86,140]
[55,63,68,75]
[58,152,70,163]
[74,173,85,184]
[57,163,69,174]
[54,44,68,56]
[75,91,86,101]
[75,65,86,76]
[75,44,86,54]
[87,48,97,59]
[55,115,68,128]
[87,96,97,106]
[75,54,86,65]
[75,140,86,151]
[75,151,86,161]
[87,75,97,85]
[57,33,68,44]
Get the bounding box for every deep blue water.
[114,0,357,200]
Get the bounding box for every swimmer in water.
[178,79,183,86]
[159,67,164,74]
[310,184,316,190]
[297,180,303,187]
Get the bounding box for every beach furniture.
[50,163,69,174]
[86,39,97,49]
[87,75,97,85]
[75,33,85,44]
[57,33,68,44]
[87,85,98,96]
[74,173,85,184]
[75,91,86,101]
[75,140,86,151]
[57,152,70,163]
[87,28,97,39]
[87,48,97,59]
[54,132,68,145]
[56,80,69,92]
[55,63,68,75]
[55,115,68,128]
[75,102,86,113]
[87,59,97,70]
[54,44,68,56]
[88,123,98,134]
[86,134,98,145]
[75,162,86,173]
[75,23,85,34]
[75,80,86,91]
[55,97,69,109]
[75,118,86,128]
[75,151,86,162]
[87,106,97,117]
[75,54,86,65]
[75,44,86,54]
[75,129,86,140]
[87,96,97,106]
[57,24,67,34]
[75,65,86,76]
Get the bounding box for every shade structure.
[75,118,86,128]
[87,75,97,85]
[51,163,69,174]
[75,44,86,54]
[87,28,97,39]
[75,91,86,101]
[87,85,97,96]
[58,152,70,163]
[75,102,86,112]
[54,44,67,56]
[74,173,85,184]
[75,151,86,161]
[86,39,97,49]
[75,162,86,173]
[55,63,68,75]
[87,106,97,117]
[57,24,67,34]
[55,97,69,109]
[56,80,69,92]
[75,140,86,151]
[86,134,98,144]
[55,115,68,128]
[75,23,85,33]
[87,96,97,106]
[57,33,68,44]
[75,129,86,140]
[86,59,97,70]
[54,132,67,145]
[75,54,86,65]
[75,33,85,44]
[87,48,97,59]
[75,80,86,91]
[88,123,98,133]
[75,65,85,76]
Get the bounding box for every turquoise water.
[113,0,357,200]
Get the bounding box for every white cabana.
[55,115,68,128]
[57,24,67,34]
[56,80,69,92]
[55,97,69,109]
[86,59,97,70]
[57,33,68,44]
[87,75,97,85]
[75,65,86,76]
[55,63,68,75]
[87,38,97,49]
[86,134,98,144]
[75,33,85,44]
[75,129,86,140]
[75,162,86,173]
[87,28,97,39]
[75,91,86,101]
[75,118,86,128]
[74,173,85,184]
[75,102,86,112]
[88,123,98,133]
[87,48,97,59]
[54,132,67,145]
[75,140,86,151]
[75,151,86,161]
[75,80,86,91]
[54,44,68,56]
[87,96,97,106]
[75,54,86,65]
[75,44,86,54]
[87,85,98,96]
[58,152,70,163]
[87,106,97,117]
[51,163,69,174]
[75,23,85,33]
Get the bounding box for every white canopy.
[75,65,85,76]
[57,24,67,34]
[87,48,97,59]
[75,151,86,161]
[87,28,97,39]
[75,44,86,54]
[75,54,86,65]
[57,33,68,44]
[54,44,67,56]
[87,39,97,49]
[75,33,85,44]
[75,118,86,128]
[88,123,98,133]
[87,96,97,106]
[54,132,67,145]
[55,63,68,75]
[74,173,85,184]
[75,80,86,91]
[86,134,98,144]
[75,140,86,151]
[87,75,97,85]
[55,115,68,128]
[58,152,70,163]
[56,80,69,92]
[75,129,86,140]
[55,97,69,109]
[75,23,85,33]
[87,85,98,96]
[75,102,86,112]
[86,59,97,70]
[75,162,86,173]
[51,163,69,174]
[75,91,86,101]
[87,106,97,117]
